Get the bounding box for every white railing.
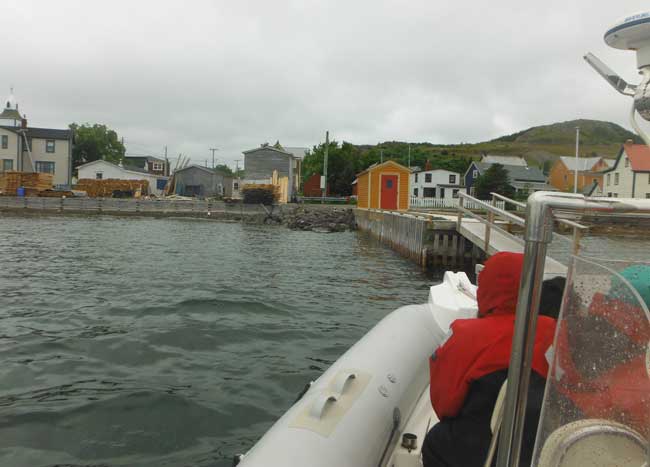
[410,196,505,211]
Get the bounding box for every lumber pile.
[0,171,54,195]
[74,178,149,198]
[241,184,279,204]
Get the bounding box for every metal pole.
[210,148,218,169]
[322,130,329,203]
[496,198,553,467]
[408,144,411,168]
[574,127,580,193]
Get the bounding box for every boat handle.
[309,394,338,419]
[332,372,357,396]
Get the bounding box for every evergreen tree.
[474,163,514,199]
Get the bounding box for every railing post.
[484,196,495,252]
[456,196,464,230]
[572,226,582,255]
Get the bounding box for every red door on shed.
[380,174,398,210]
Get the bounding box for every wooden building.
[356,161,411,211]
[548,156,609,193]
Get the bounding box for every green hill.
[491,119,639,146]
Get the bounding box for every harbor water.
[0,215,436,467]
[0,214,647,467]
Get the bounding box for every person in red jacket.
[422,252,559,467]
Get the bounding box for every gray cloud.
[1,0,648,167]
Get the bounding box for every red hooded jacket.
[429,252,557,419]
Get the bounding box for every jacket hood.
[477,252,524,317]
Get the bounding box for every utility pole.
[164,145,168,176]
[210,147,218,169]
[574,127,580,194]
[205,159,208,167]
[408,144,411,168]
[234,159,241,175]
[322,130,329,203]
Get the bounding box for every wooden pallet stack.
[0,171,54,195]
[74,179,150,197]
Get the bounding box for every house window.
[413,188,418,197]
[473,170,478,178]
[614,173,619,185]
[234,182,239,190]
[152,162,163,171]
[449,174,456,184]
[96,172,103,179]
[423,187,435,198]
[425,173,432,183]
[35,161,55,173]
[613,193,618,198]
[607,173,611,186]
[415,173,418,183]
[452,189,460,198]
[563,174,567,182]
[648,173,650,184]
[607,192,612,197]
[2,159,13,171]
[470,186,476,196]
[46,140,55,153]
[625,158,629,167]
[646,193,650,199]
[1,135,7,149]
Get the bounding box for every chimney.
[21,117,27,129]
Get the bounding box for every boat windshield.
[532,256,650,466]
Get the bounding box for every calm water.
[0,215,436,467]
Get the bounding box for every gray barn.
[243,142,305,196]
[174,165,233,198]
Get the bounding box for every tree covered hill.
[302,119,639,196]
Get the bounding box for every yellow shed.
[356,161,411,211]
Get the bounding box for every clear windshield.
[532,256,650,465]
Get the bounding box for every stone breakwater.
[264,206,357,232]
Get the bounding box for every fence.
[410,196,506,211]
[0,197,269,216]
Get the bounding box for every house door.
[380,174,398,210]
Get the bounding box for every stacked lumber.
[74,178,149,198]
[0,171,54,195]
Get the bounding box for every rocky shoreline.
[263,206,357,232]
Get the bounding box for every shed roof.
[357,160,411,176]
[175,164,231,177]
[481,155,528,166]
[559,156,606,171]
[283,147,309,159]
[474,162,546,182]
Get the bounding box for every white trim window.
[2,159,13,171]
[614,173,619,185]
[152,162,164,171]
[449,174,456,184]
[607,173,611,186]
[95,172,103,180]
[625,158,629,167]
[35,161,55,173]
[1,135,7,149]
[46,140,55,153]
[425,173,432,183]
[473,169,478,178]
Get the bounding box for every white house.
[77,160,169,196]
[602,142,650,198]
[410,168,463,199]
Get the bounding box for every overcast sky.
[2,0,649,168]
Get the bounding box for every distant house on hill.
[480,154,528,167]
[464,161,552,196]
[77,160,169,196]
[173,165,232,198]
[242,141,307,197]
[602,142,650,198]
[124,156,170,176]
[548,156,609,193]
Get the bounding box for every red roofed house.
[602,141,650,198]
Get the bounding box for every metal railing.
[456,192,589,255]
[494,192,650,467]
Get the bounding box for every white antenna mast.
[584,12,650,146]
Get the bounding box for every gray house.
[243,142,307,196]
[173,165,233,198]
